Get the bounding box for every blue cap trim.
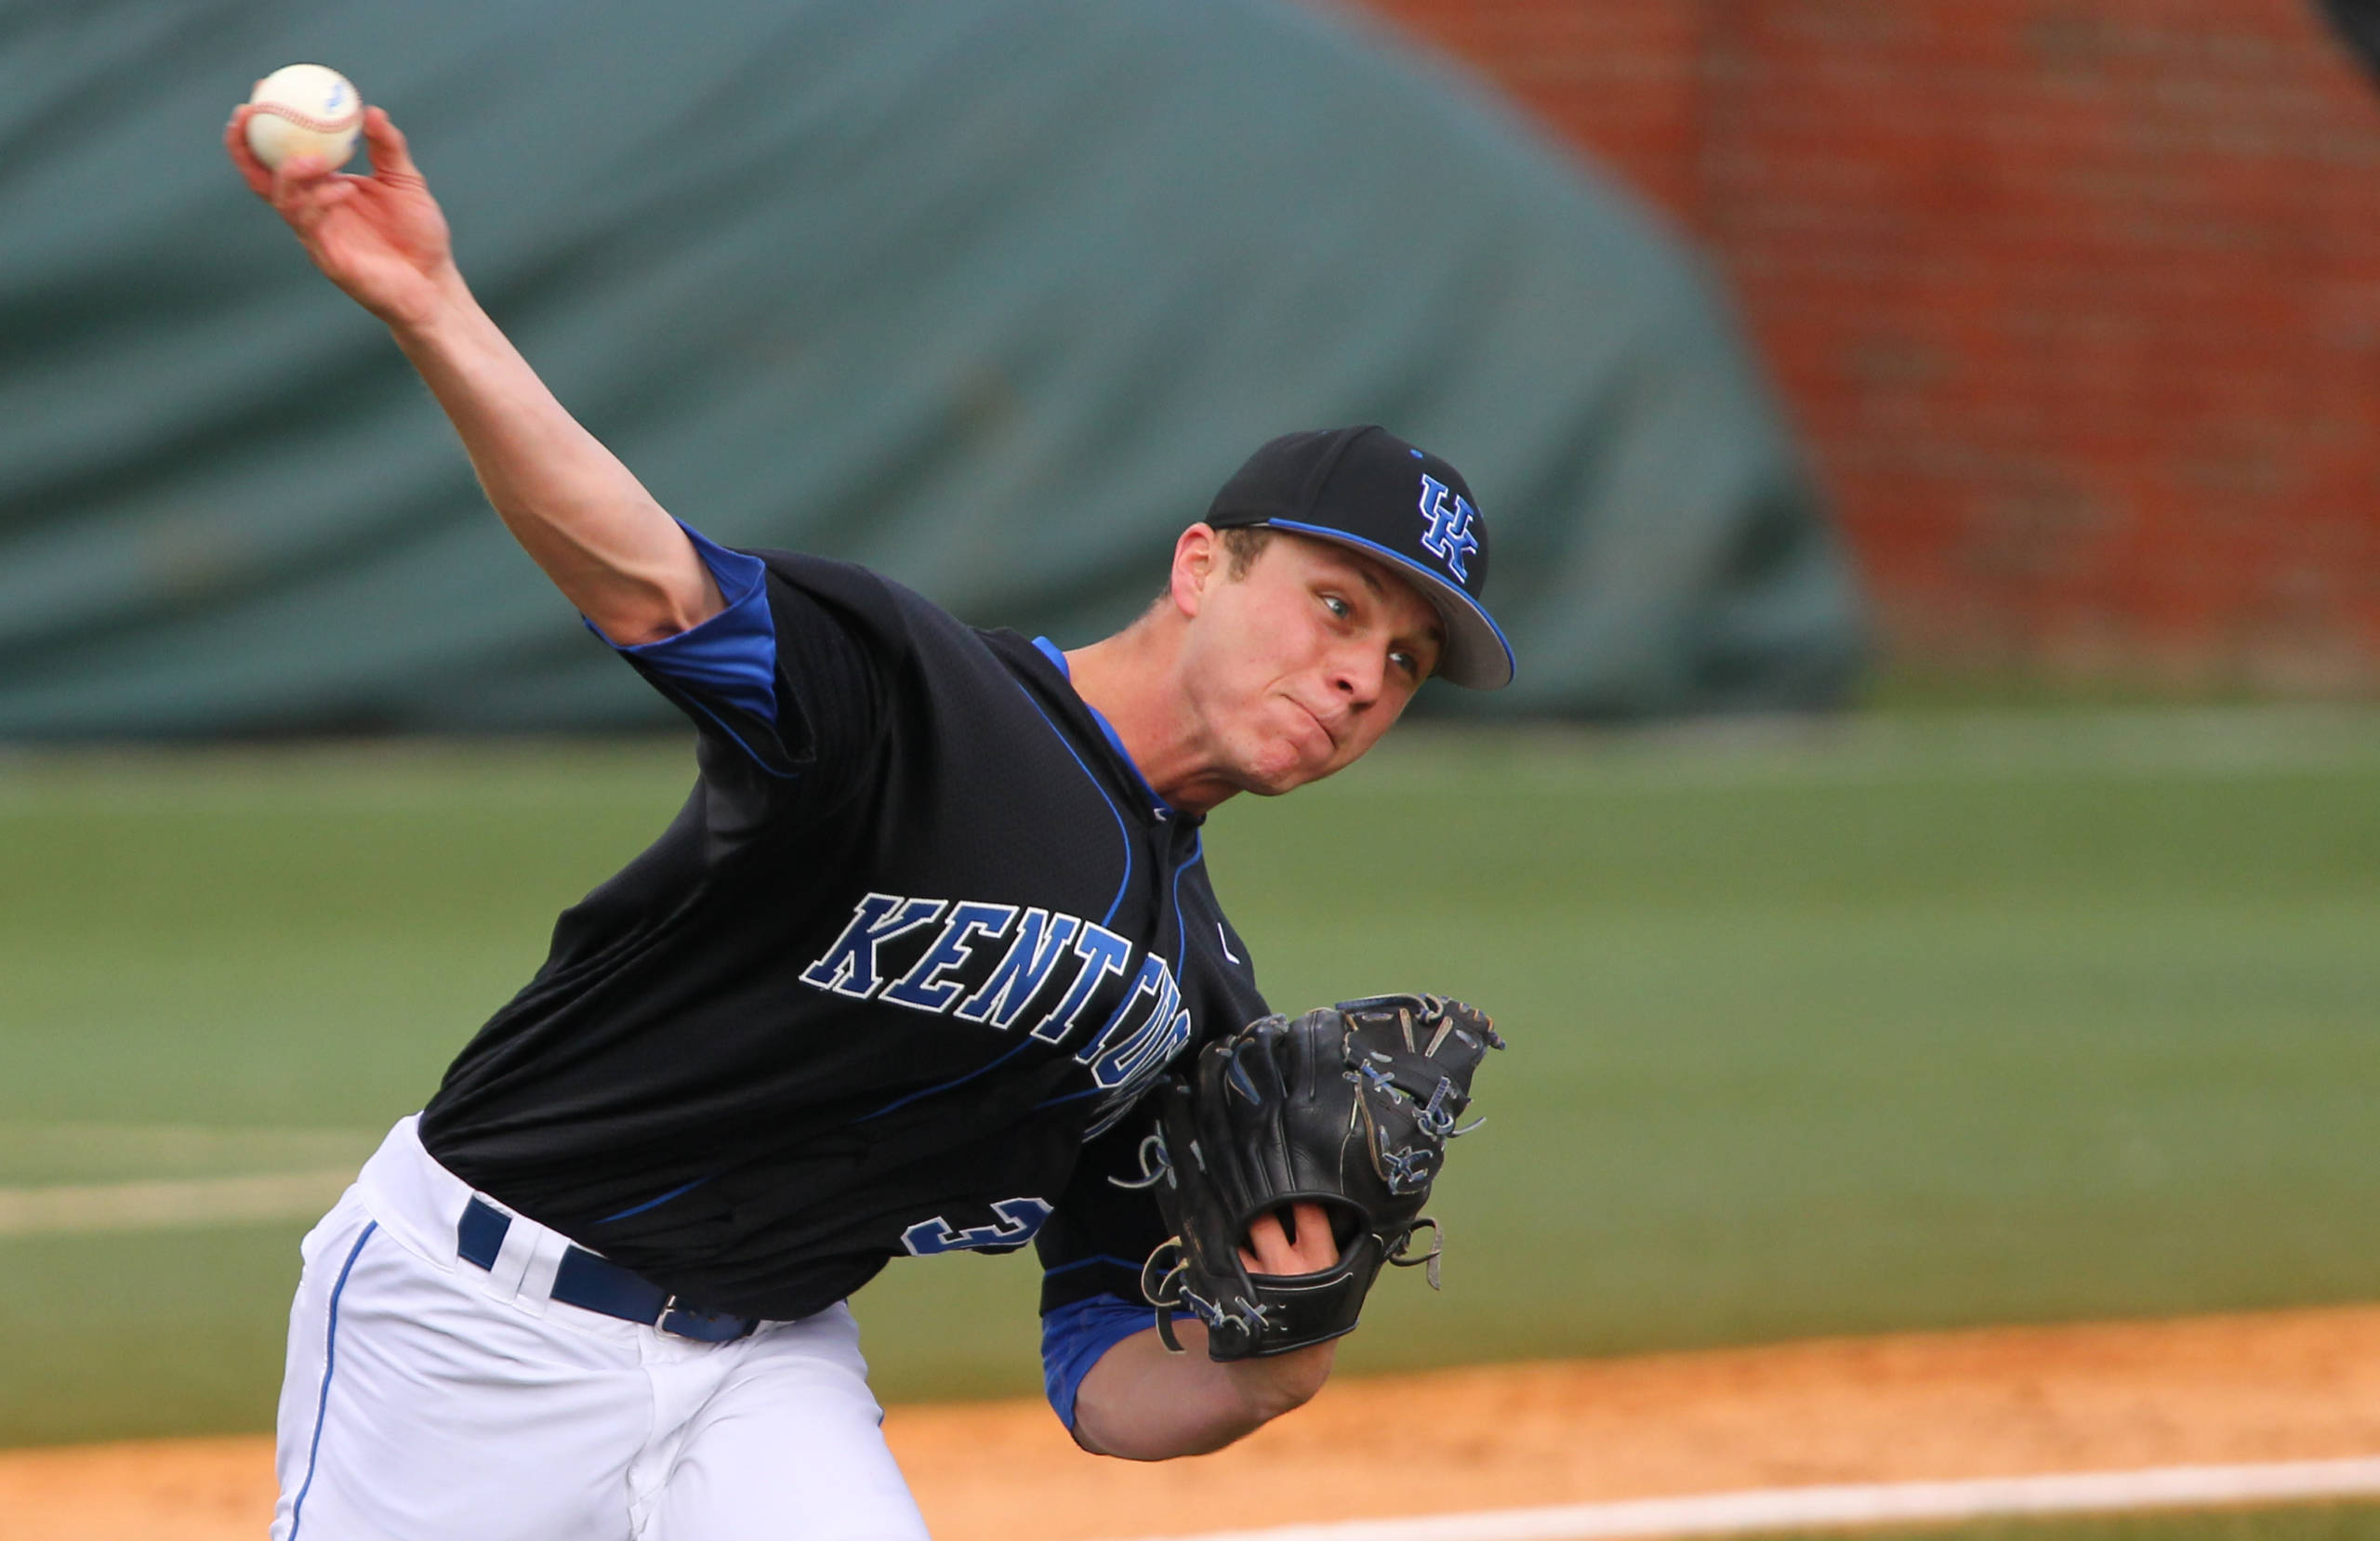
[1262,519,1516,689]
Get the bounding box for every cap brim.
[1264,519,1515,690]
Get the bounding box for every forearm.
[228,105,718,642]
[1070,1323,1336,1460]
[390,270,720,643]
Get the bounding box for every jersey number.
[900,1196,1052,1256]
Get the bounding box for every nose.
[1327,639,1387,708]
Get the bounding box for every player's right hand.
[225,103,459,332]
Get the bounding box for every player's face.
[1181,531,1445,796]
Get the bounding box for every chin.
[1232,764,1304,798]
[1234,743,1337,797]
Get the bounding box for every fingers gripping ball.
[1125,994,1503,1360]
[245,64,363,170]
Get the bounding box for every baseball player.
[228,102,1513,1541]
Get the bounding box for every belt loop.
[456,1192,758,1340]
[477,1204,536,1303]
[513,1223,570,1318]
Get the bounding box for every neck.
[1064,622,1239,816]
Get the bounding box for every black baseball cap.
[1205,426,1514,690]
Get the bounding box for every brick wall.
[1353,0,2380,689]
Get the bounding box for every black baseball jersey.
[417,543,1268,1323]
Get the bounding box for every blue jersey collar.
[1032,637,1178,823]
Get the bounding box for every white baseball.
[245,64,364,171]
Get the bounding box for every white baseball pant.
[270,1116,932,1540]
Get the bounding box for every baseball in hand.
[245,64,364,170]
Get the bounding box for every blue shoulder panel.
[586,522,777,727]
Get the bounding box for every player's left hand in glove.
[1122,994,1502,1361]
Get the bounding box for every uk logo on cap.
[1417,474,1479,584]
[1203,425,1514,689]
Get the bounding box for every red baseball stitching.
[252,100,362,136]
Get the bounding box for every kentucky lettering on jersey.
[417,547,1269,1324]
[801,892,1194,1107]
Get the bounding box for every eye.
[1320,593,1351,620]
[1389,649,1420,678]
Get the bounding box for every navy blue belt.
[456,1196,757,1343]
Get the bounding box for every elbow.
[595,612,694,648]
[586,582,723,648]
[1067,1415,1131,1461]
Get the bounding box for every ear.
[1169,523,1223,619]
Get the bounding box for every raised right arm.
[225,103,718,645]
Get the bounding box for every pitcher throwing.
[228,96,1511,1541]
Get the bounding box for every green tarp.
[0,0,1864,734]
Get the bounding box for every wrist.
[383,263,480,348]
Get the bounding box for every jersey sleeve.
[1038,1293,1195,1432]
[1034,1103,1190,1429]
[590,522,885,825]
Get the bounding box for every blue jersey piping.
[1030,637,1175,820]
[597,1174,715,1224]
[856,1033,1043,1124]
[1003,675,1133,929]
[1040,1252,1146,1280]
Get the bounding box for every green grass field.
[3,709,2377,1448]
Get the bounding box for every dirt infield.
[7,1304,2380,1541]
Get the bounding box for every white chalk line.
[1359,706,2380,792]
[0,1169,352,1238]
[5,708,2379,813]
[1094,1457,2380,1541]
